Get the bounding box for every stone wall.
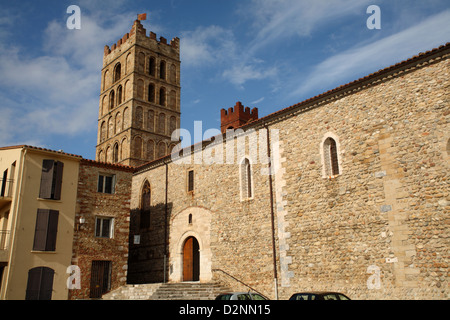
[130,47,449,300]
[69,160,133,300]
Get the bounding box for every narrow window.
[159,87,166,106]
[140,181,151,229]
[95,217,113,238]
[39,160,64,200]
[323,137,340,176]
[149,57,156,76]
[109,90,115,110]
[117,85,123,105]
[25,267,55,300]
[160,60,166,79]
[113,143,119,163]
[240,158,253,200]
[114,63,121,82]
[188,214,193,225]
[187,170,194,192]
[97,174,116,194]
[148,83,155,103]
[33,209,59,252]
[1,169,7,197]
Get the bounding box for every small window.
[160,60,166,79]
[39,160,64,200]
[323,137,340,177]
[95,217,113,238]
[187,170,194,192]
[25,267,55,300]
[33,209,59,251]
[188,214,193,225]
[240,157,253,200]
[114,63,121,82]
[140,181,151,229]
[149,57,156,76]
[97,174,116,194]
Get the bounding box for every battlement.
[220,101,259,133]
[104,19,180,57]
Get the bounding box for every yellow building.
[0,145,81,300]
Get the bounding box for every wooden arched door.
[183,237,200,281]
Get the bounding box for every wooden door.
[90,261,111,299]
[183,237,200,281]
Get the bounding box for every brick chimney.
[220,102,259,133]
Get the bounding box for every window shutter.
[25,267,54,300]
[52,161,64,200]
[33,209,59,251]
[25,268,41,300]
[33,209,49,251]
[46,210,59,251]
[98,175,104,192]
[39,160,54,199]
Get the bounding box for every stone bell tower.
[96,15,181,167]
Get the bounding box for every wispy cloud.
[289,9,450,98]
[0,10,135,148]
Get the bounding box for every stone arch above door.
[169,207,212,283]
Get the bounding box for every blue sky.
[0,0,449,160]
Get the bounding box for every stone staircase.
[103,282,231,300]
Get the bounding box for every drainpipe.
[164,161,168,283]
[265,125,278,300]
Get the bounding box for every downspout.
[164,161,168,283]
[265,124,278,300]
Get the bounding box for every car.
[215,292,269,300]
[289,292,351,300]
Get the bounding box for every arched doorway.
[183,236,200,281]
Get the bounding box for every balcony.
[0,179,13,210]
[0,230,9,251]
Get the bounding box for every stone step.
[151,282,231,300]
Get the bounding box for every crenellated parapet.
[104,19,180,57]
[220,101,259,133]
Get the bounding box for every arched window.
[113,143,119,163]
[25,267,55,300]
[114,63,121,82]
[140,181,151,229]
[148,83,155,103]
[240,157,253,200]
[323,137,340,177]
[157,141,166,158]
[117,85,123,105]
[149,57,156,76]
[109,90,115,110]
[159,87,166,106]
[160,60,166,79]
[158,113,166,134]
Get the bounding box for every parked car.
[216,292,269,300]
[289,292,350,300]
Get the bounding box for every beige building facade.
[0,146,81,300]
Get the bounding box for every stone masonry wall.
[130,48,449,300]
[69,160,132,300]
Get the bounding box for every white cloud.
[243,0,369,53]
[0,10,135,148]
[290,9,450,98]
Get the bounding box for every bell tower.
[96,15,181,167]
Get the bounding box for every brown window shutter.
[33,209,59,251]
[46,210,59,251]
[33,209,49,251]
[52,161,64,200]
[25,267,54,300]
[39,160,54,199]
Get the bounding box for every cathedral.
[0,17,448,300]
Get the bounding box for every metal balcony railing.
[0,230,10,250]
[0,178,14,198]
